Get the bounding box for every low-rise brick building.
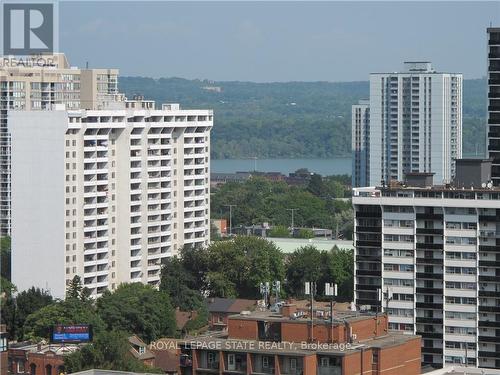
[152,303,421,375]
[7,343,73,375]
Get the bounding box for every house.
[206,298,257,330]
[128,335,155,367]
[174,308,199,333]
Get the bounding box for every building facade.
[368,62,462,186]
[10,101,212,298]
[152,306,421,375]
[351,100,370,188]
[487,28,500,185]
[353,185,500,369]
[0,53,121,235]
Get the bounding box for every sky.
[59,1,500,82]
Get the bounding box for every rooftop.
[268,237,354,253]
[206,297,257,314]
[423,366,500,375]
[155,331,418,356]
[229,307,380,326]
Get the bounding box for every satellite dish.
[482,183,487,188]
[487,182,493,189]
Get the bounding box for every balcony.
[356,211,381,218]
[416,243,443,250]
[416,317,443,324]
[421,347,443,355]
[478,336,500,343]
[416,213,443,220]
[479,305,500,313]
[416,287,443,295]
[415,302,443,309]
[356,240,381,247]
[416,257,443,265]
[416,331,442,339]
[478,320,500,328]
[416,273,443,280]
[416,228,443,235]
[356,269,381,277]
[479,351,500,359]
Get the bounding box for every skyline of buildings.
[2,54,213,299]
[10,99,212,299]
[353,177,500,369]
[350,27,500,371]
[0,53,122,236]
[352,61,462,188]
[2,20,499,374]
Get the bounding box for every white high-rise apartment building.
[0,53,121,235]
[11,100,212,298]
[353,183,500,369]
[351,99,370,187]
[368,62,462,186]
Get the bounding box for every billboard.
[50,325,92,343]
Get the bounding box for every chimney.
[281,304,297,318]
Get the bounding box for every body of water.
[212,158,352,176]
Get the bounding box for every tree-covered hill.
[119,77,487,159]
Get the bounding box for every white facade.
[0,54,121,235]
[351,100,370,187]
[353,186,500,369]
[368,62,462,186]
[11,103,212,298]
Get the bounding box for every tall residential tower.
[0,54,121,235]
[487,28,500,184]
[11,100,212,298]
[353,176,500,369]
[352,62,462,187]
[351,100,370,187]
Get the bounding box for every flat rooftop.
[353,184,500,194]
[155,332,419,356]
[228,308,379,325]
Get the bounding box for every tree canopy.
[211,176,353,239]
[96,283,176,342]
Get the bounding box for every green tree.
[285,246,324,297]
[14,287,53,340]
[66,276,91,302]
[160,256,204,311]
[205,236,285,298]
[325,247,354,302]
[295,228,314,239]
[1,236,11,281]
[64,330,163,373]
[307,174,326,197]
[96,283,176,342]
[23,299,105,341]
[268,225,290,238]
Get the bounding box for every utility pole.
[224,204,237,236]
[287,208,299,235]
[325,283,338,343]
[305,281,315,342]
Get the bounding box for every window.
[262,356,270,368]
[290,358,297,371]
[208,352,216,367]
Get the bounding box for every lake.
[211,158,352,176]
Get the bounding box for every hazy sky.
[59,1,500,82]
